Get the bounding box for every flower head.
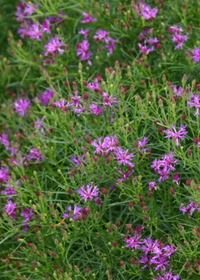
[163,125,188,146]
[114,147,135,167]
[81,12,96,23]
[63,205,82,220]
[13,99,31,117]
[187,94,200,116]
[77,183,99,202]
[44,37,65,56]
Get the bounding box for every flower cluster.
[169,25,188,50]
[151,152,178,183]
[163,125,188,146]
[180,200,200,216]
[136,2,158,20]
[124,229,179,278]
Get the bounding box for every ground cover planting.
[1,0,200,279]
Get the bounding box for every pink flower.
[0,134,10,149]
[105,38,116,54]
[81,12,96,23]
[149,182,157,191]
[93,30,109,42]
[41,19,51,34]
[187,94,200,116]
[0,168,9,182]
[173,173,180,184]
[171,33,188,50]
[114,147,135,167]
[44,37,65,56]
[102,92,118,107]
[13,99,31,116]
[39,90,55,106]
[142,6,158,20]
[79,28,89,38]
[90,104,102,115]
[190,47,200,63]
[21,207,34,224]
[76,40,92,65]
[91,137,106,154]
[180,200,200,216]
[163,125,188,146]
[27,23,44,41]
[3,200,17,218]
[151,152,178,183]
[63,205,82,220]
[27,148,44,162]
[77,183,99,203]
[138,43,154,55]
[124,231,143,250]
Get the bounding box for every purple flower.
[13,99,31,117]
[168,26,183,34]
[138,43,154,55]
[91,137,106,154]
[76,40,92,65]
[27,148,44,162]
[18,23,30,38]
[44,37,65,56]
[63,205,82,220]
[171,33,188,50]
[79,28,89,38]
[3,200,17,218]
[136,3,158,20]
[53,99,70,110]
[49,12,68,24]
[39,90,55,106]
[153,270,180,280]
[35,117,45,134]
[24,3,39,16]
[93,30,109,42]
[70,155,85,166]
[163,125,188,146]
[187,94,200,116]
[103,136,118,152]
[163,245,177,258]
[102,92,118,107]
[114,147,135,167]
[148,181,157,191]
[0,168,9,182]
[21,207,34,224]
[27,23,43,41]
[171,85,183,97]
[116,168,134,182]
[150,256,170,271]
[41,19,51,34]
[90,104,102,115]
[139,254,152,270]
[180,200,200,216]
[95,197,102,207]
[142,6,158,20]
[124,231,143,250]
[140,238,160,255]
[1,188,17,197]
[15,2,26,22]
[87,82,100,91]
[173,173,179,184]
[0,134,10,149]
[190,47,200,63]
[151,152,178,183]
[138,137,149,152]
[81,12,96,23]
[105,38,116,54]
[77,183,99,203]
